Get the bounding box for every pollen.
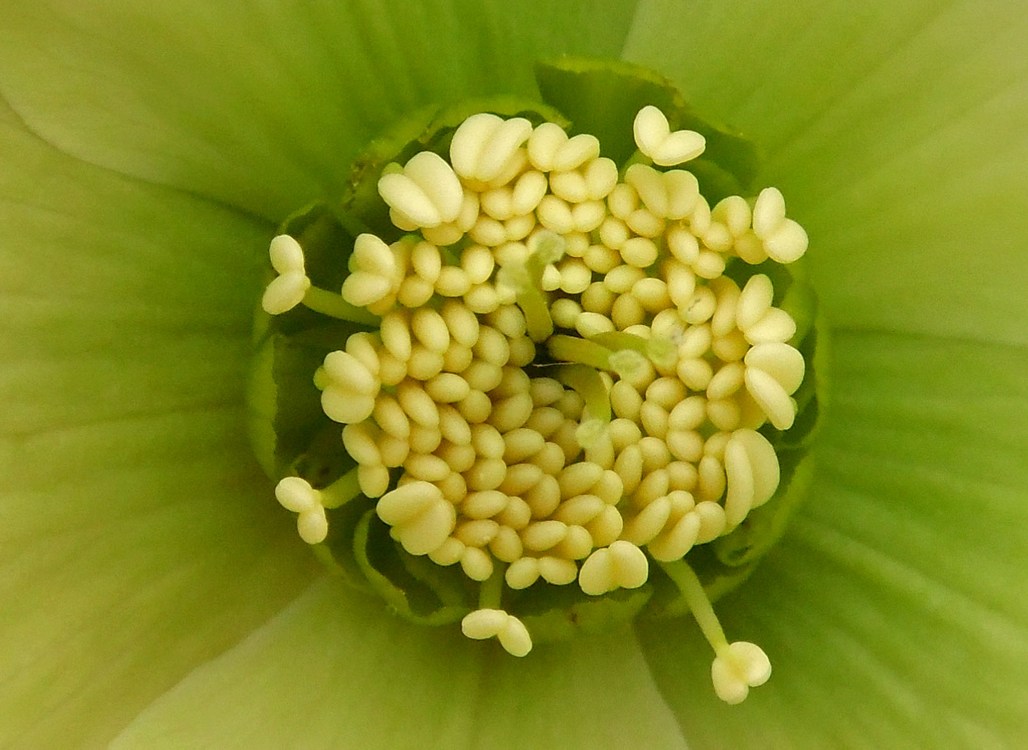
[262,105,811,702]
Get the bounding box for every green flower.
[1,1,1025,748]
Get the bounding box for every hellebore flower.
[0,1,1026,748]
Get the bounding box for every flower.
[0,2,1025,748]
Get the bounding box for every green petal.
[0,0,638,222]
[0,100,317,747]
[638,331,1028,747]
[624,1,1028,344]
[113,579,688,750]
[112,579,686,747]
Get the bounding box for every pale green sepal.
[0,2,640,222]
[113,577,689,750]
[0,97,320,749]
[623,1,1028,348]
[639,331,1028,747]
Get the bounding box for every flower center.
[249,59,822,705]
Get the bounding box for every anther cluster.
[262,105,808,696]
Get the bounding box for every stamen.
[461,608,533,657]
[632,105,706,166]
[659,559,771,704]
[274,469,361,545]
[260,235,378,324]
[376,481,456,556]
[302,286,381,325]
[387,152,464,226]
[260,101,815,673]
[261,235,311,315]
[459,566,533,656]
[578,540,649,595]
[752,187,808,263]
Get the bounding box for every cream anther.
[550,171,589,205]
[377,152,464,228]
[712,195,752,237]
[505,557,541,589]
[625,164,669,218]
[376,481,456,556]
[341,422,382,467]
[553,133,601,172]
[461,608,533,656]
[323,351,378,396]
[584,157,619,200]
[461,550,495,581]
[262,235,311,315]
[526,122,566,171]
[554,494,606,526]
[451,114,532,183]
[511,170,549,215]
[538,556,578,585]
[647,510,700,561]
[481,186,516,221]
[665,171,701,219]
[522,519,570,551]
[537,195,576,234]
[711,641,772,704]
[693,501,727,543]
[752,187,808,262]
[401,152,464,221]
[764,219,809,264]
[690,195,712,235]
[343,265,394,310]
[752,187,787,239]
[274,476,328,544]
[319,351,379,424]
[742,307,797,345]
[621,236,659,268]
[633,106,706,166]
[745,342,805,390]
[735,274,773,330]
[703,224,734,255]
[621,495,672,545]
[578,540,649,595]
[744,367,796,430]
[451,113,502,177]
[349,234,396,288]
[729,429,780,507]
[722,438,755,527]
